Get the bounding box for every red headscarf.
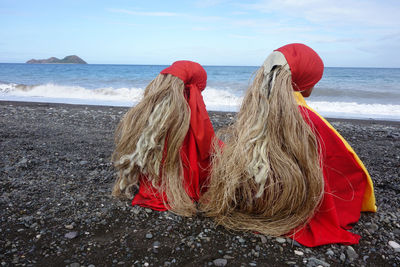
[132,60,217,210]
[160,61,215,161]
[275,43,324,91]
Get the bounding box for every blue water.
[315,67,400,105]
[0,63,399,120]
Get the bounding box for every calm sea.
[0,63,399,120]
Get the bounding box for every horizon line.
[0,62,399,69]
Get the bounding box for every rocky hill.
[26,55,87,64]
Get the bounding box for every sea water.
[0,63,399,121]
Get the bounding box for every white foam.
[1,82,400,120]
[307,101,400,121]
[0,82,243,111]
[0,82,15,93]
[202,87,242,112]
[0,82,144,106]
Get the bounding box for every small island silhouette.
[26,55,87,64]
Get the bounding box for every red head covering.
[160,60,214,161]
[132,60,217,210]
[160,60,207,92]
[275,43,324,91]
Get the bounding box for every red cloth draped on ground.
[288,106,368,246]
[131,61,218,210]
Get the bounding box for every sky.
[1,0,399,67]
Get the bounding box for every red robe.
[131,124,216,210]
[289,93,376,247]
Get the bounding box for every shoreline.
[0,100,399,266]
[1,99,400,125]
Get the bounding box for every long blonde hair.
[200,66,324,236]
[112,74,197,216]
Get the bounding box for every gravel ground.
[0,101,399,267]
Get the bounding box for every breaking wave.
[1,82,399,120]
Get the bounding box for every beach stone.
[276,237,286,243]
[294,250,304,256]
[70,263,80,267]
[346,246,358,261]
[65,224,74,230]
[339,252,346,262]
[213,258,227,266]
[18,158,28,165]
[389,240,400,252]
[145,233,153,239]
[64,231,78,239]
[367,223,379,233]
[223,255,234,259]
[307,257,330,267]
[259,235,267,244]
[132,208,140,215]
[325,249,334,256]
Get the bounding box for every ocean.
[0,63,399,121]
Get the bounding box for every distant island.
[26,55,87,64]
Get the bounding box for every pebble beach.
[0,100,399,266]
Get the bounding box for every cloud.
[309,37,364,44]
[192,26,213,31]
[107,21,140,27]
[379,32,400,41]
[108,8,178,17]
[227,0,400,51]
[188,14,224,22]
[230,18,279,29]
[240,0,400,28]
[194,0,232,8]
[231,11,248,15]
[229,18,314,36]
[228,34,257,39]
[108,8,223,22]
[106,2,400,64]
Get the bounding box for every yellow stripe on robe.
[294,92,377,212]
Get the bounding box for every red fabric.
[275,43,324,92]
[131,61,218,210]
[288,107,368,247]
[274,43,367,246]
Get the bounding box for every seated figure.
[200,43,376,247]
[112,60,218,216]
